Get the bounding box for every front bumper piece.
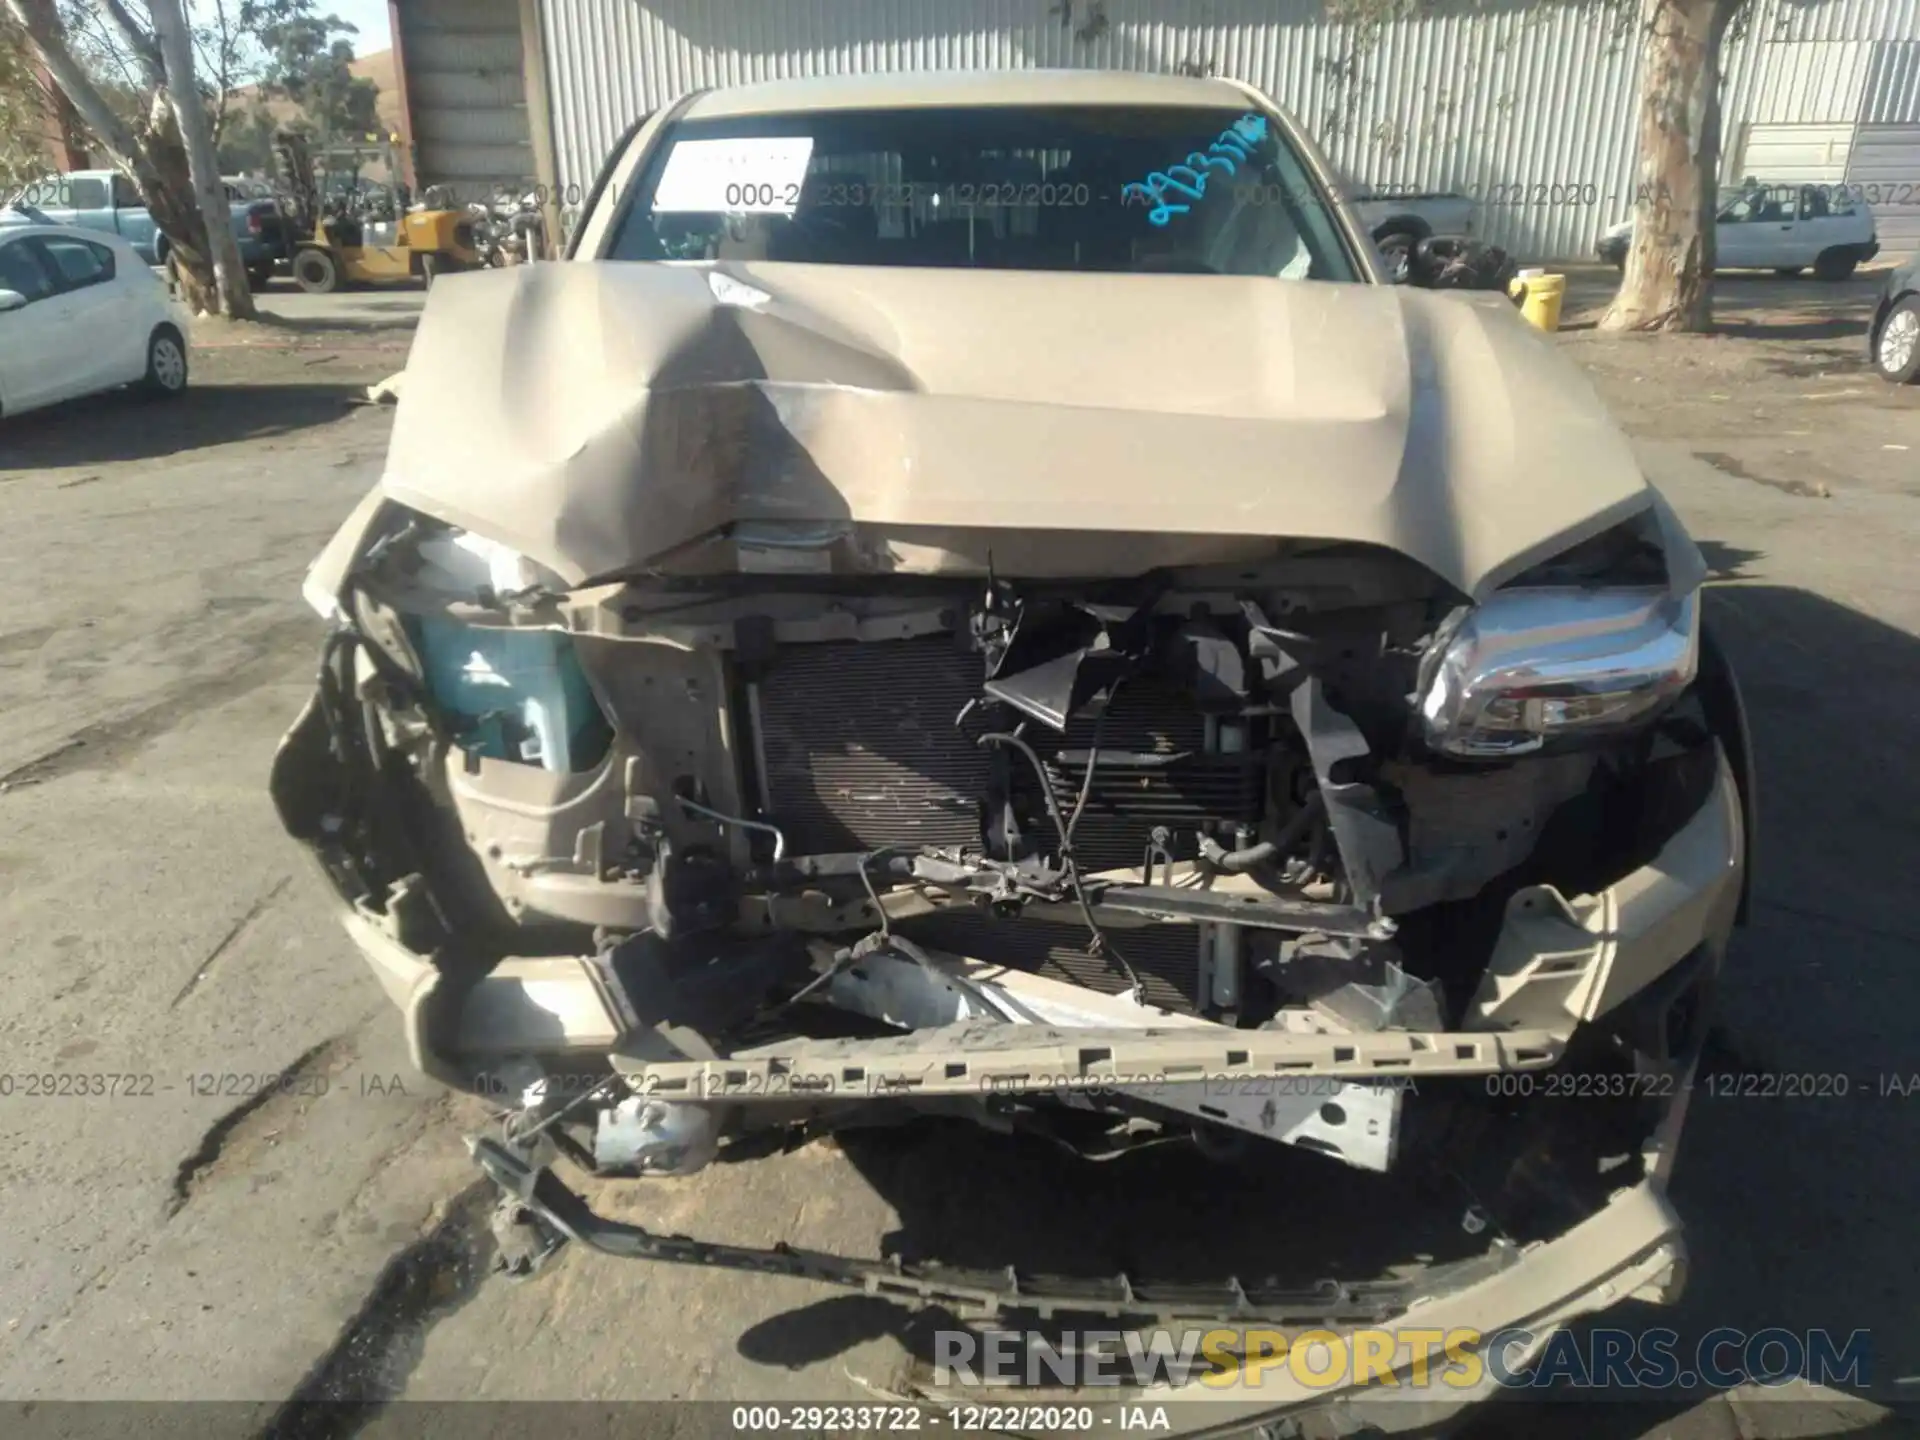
[474,1133,1685,1433]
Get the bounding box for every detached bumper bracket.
[469,1136,1419,1324]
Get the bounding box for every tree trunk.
[147,0,255,318]
[143,115,219,314]
[1601,0,1737,332]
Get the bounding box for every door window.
[34,236,115,290]
[0,238,56,301]
[110,174,142,209]
[65,176,108,210]
[1718,186,1787,223]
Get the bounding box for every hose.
[1198,791,1325,874]
[1197,837,1277,873]
[977,728,1145,1004]
[1064,701,1111,848]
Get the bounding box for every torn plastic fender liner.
[1289,674,1404,913]
[1465,749,1744,1031]
[975,591,1161,730]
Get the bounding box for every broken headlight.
[1416,585,1700,759]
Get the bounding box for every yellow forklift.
[274,131,480,293]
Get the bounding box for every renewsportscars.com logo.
[932,1326,1872,1393]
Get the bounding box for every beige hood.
[381,261,1654,599]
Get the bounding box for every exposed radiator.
[755,636,989,854]
[1019,680,1264,872]
[753,636,1261,869]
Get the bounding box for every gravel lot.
[0,267,1916,1439]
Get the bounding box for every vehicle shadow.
[1460,1395,1920,1439]
[1694,540,1762,580]
[1713,314,1872,343]
[734,580,1920,1434]
[246,301,426,335]
[0,382,364,468]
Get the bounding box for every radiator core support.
[742,633,1273,1013]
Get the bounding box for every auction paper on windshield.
[652,137,816,215]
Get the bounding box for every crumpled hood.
[381,260,1652,599]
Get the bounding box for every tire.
[142,325,188,399]
[1874,296,1920,385]
[1773,266,1804,278]
[293,248,340,294]
[1812,249,1857,282]
[1375,229,1416,284]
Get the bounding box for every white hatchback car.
[1597,182,1881,280]
[0,222,191,419]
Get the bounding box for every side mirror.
[0,288,27,313]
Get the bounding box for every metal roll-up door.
[397,0,534,203]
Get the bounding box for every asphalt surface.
[0,271,1916,1439]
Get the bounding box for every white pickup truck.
[1598,182,1880,280]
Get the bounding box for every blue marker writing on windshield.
[1121,113,1271,226]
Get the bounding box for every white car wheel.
[1876,301,1920,385]
[144,327,189,398]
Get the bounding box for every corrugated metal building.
[391,0,1920,261]
[388,0,541,195]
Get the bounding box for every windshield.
[607,104,1360,280]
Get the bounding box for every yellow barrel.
[1508,269,1566,332]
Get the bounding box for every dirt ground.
[1557,267,1916,501]
[0,267,1916,1440]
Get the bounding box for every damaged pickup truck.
[273,70,1756,1417]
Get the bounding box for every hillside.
[352,49,400,131]
[228,48,403,139]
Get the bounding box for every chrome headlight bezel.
[1416,585,1702,760]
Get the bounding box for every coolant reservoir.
[411,616,609,772]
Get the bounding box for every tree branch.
[95,0,163,83]
[3,0,154,182]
